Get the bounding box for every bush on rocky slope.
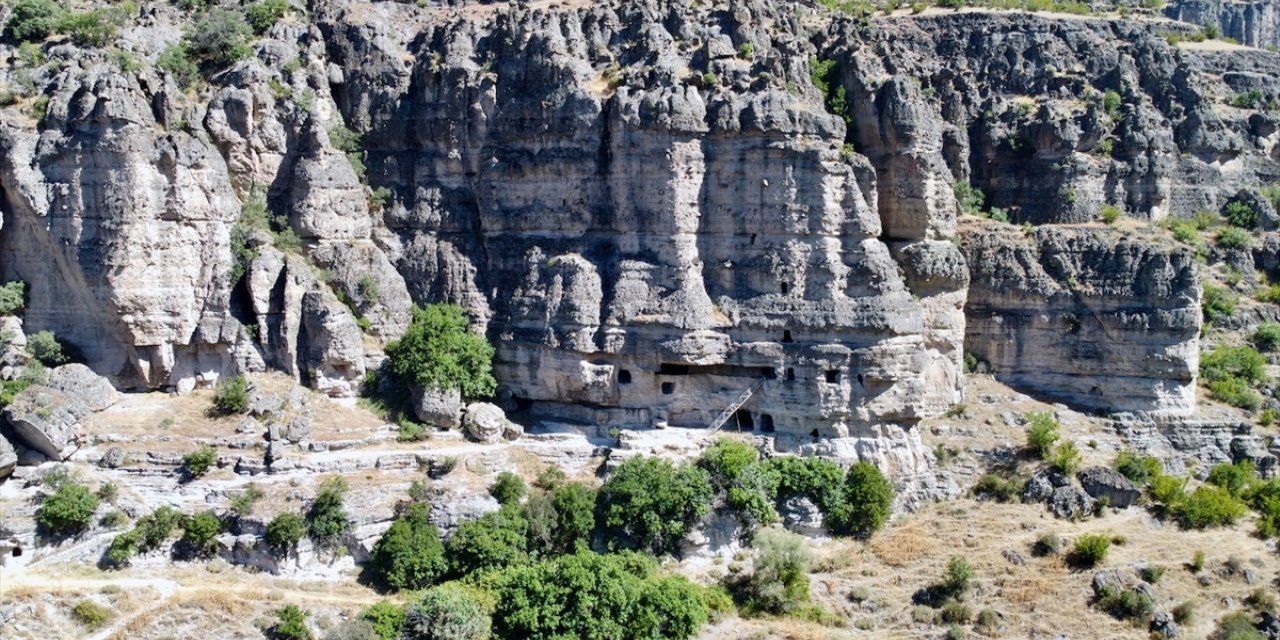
[369,503,446,591]
[385,304,496,401]
[595,455,714,556]
[35,480,100,536]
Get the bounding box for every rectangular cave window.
[761,367,778,380]
[824,370,841,384]
[782,330,793,343]
[734,409,754,430]
[661,382,675,395]
[785,367,796,381]
[759,414,775,433]
[658,363,691,375]
[618,369,632,384]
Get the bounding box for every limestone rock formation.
[1166,0,1280,49]
[0,435,15,479]
[412,387,462,430]
[961,221,1201,415]
[45,364,118,412]
[1077,466,1142,508]
[2,386,91,460]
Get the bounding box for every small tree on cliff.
[385,304,496,400]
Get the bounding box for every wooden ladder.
[708,378,766,432]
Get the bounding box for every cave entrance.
[785,367,796,381]
[782,330,793,343]
[734,409,754,431]
[661,382,675,395]
[618,369,632,384]
[824,370,841,383]
[759,414,775,433]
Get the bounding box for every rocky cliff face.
[2,0,1279,462]
[961,220,1201,414]
[1167,0,1280,50]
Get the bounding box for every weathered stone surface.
[2,386,91,460]
[1049,485,1097,520]
[46,364,118,412]
[961,222,1200,415]
[412,387,461,430]
[779,495,826,536]
[0,435,15,479]
[98,447,125,469]
[1150,611,1179,639]
[462,403,512,443]
[1078,467,1142,508]
[1166,0,1280,49]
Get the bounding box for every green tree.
[183,8,252,69]
[369,503,446,591]
[401,583,492,640]
[267,512,306,553]
[827,462,893,538]
[5,0,64,43]
[182,445,218,477]
[358,601,406,640]
[493,551,706,640]
[768,455,845,514]
[446,505,528,577]
[0,281,25,315]
[488,472,527,506]
[27,330,74,366]
[157,43,200,88]
[1025,412,1060,458]
[306,477,352,549]
[274,604,312,640]
[36,481,100,536]
[730,527,811,614]
[244,0,288,34]
[180,510,222,556]
[698,439,779,529]
[385,304,497,400]
[596,455,714,556]
[212,375,251,414]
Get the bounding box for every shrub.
[359,601,406,640]
[1172,600,1195,624]
[267,512,305,551]
[1100,205,1122,224]
[1176,485,1247,528]
[230,483,263,517]
[730,527,811,615]
[1032,532,1063,556]
[1069,533,1110,568]
[28,330,74,366]
[1113,450,1162,486]
[809,57,850,126]
[5,0,64,43]
[1096,584,1154,622]
[369,503,446,591]
[72,599,111,628]
[401,583,492,640]
[60,8,128,47]
[526,482,596,557]
[274,604,312,640]
[972,473,1020,502]
[1224,201,1260,229]
[1211,611,1264,640]
[1201,346,1266,385]
[0,281,25,315]
[941,556,974,599]
[768,455,844,514]
[1217,226,1253,249]
[37,481,100,536]
[1170,219,1200,245]
[1049,442,1083,475]
[1025,412,1060,458]
[1209,377,1262,410]
[184,8,253,70]
[137,506,183,550]
[157,44,200,89]
[1202,285,1237,324]
[106,530,140,565]
[446,505,528,577]
[180,510,222,555]
[1245,478,1280,538]
[212,375,251,414]
[323,619,380,640]
[1245,588,1277,612]
[1252,323,1280,352]
[1206,461,1257,497]
[1150,473,1187,506]
[1102,89,1122,117]
[493,551,707,640]
[826,462,893,538]
[488,472,527,506]
[306,477,352,549]
[245,0,288,34]
[386,305,497,400]
[698,438,778,528]
[182,445,218,477]
[596,455,714,555]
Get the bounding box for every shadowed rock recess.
[2,0,1279,470]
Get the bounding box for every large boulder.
[412,386,462,430]
[46,363,118,412]
[2,386,91,460]
[0,435,16,479]
[1049,484,1097,520]
[1078,467,1142,508]
[463,402,513,443]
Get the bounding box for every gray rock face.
[1049,484,1097,520]
[462,403,512,443]
[46,364,118,412]
[1166,0,1280,49]
[1150,611,1179,639]
[1078,467,1142,508]
[2,386,91,460]
[962,222,1200,415]
[779,495,826,536]
[412,387,461,430]
[0,435,16,479]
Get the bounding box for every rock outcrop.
[961,221,1201,415]
[1166,0,1280,50]
[2,386,91,460]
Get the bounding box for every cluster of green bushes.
[4,0,136,47]
[36,476,101,537]
[1202,285,1237,325]
[156,1,290,89]
[355,445,893,638]
[954,181,1010,223]
[809,57,851,130]
[1140,459,1278,534]
[1023,412,1080,473]
[1200,345,1267,410]
[0,281,24,315]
